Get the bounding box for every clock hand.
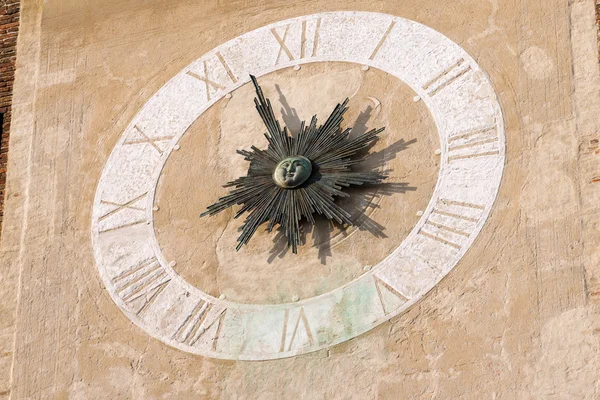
[250,74,291,159]
[202,74,386,253]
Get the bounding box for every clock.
[92,11,505,360]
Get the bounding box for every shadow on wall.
[261,88,418,264]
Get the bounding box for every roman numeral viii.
[112,256,171,316]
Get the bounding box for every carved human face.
[272,156,313,188]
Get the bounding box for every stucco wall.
[1,0,599,398]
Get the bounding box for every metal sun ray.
[201,75,387,253]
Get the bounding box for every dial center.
[272,155,313,188]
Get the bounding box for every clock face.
[92,11,505,360]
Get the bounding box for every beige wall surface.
[1,0,599,398]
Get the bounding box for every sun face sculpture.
[201,75,387,253]
[272,156,313,188]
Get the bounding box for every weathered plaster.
[0,0,598,398]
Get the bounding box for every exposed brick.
[0,0,18,242]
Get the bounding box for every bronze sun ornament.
[201,75,387,253]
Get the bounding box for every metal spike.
[201,75,387,252]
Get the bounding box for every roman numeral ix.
[99,192,148,234]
